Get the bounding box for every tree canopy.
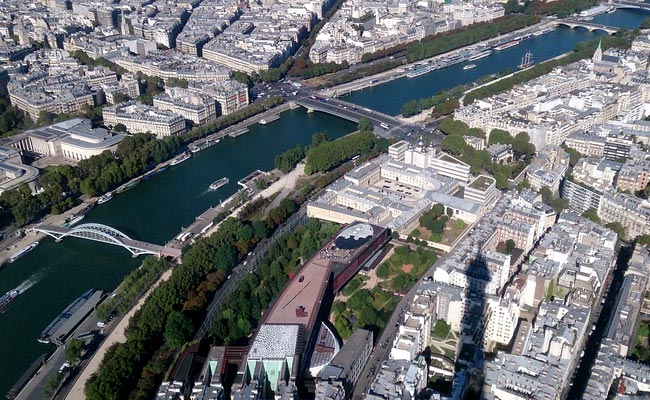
[164,311,194,350]
[582,208,601,225]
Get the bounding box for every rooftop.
[467,175,495,191]
[248,324,300,360]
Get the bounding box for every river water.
[345,9,650,115]
[0,108,354,395]
[1,8,649,397]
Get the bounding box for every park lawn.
[375,245,437,293]
[411,218,467,244]
[411,226,432,240]
[330,285,399,339]
[432,320,451,340]
[631,322,650,364]
[439,219,468,245]
[330,245,436,339]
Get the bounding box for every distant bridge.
[612,0,650,10]
[554,19,619,34]
[33,223,182,258]
[292,95,421,139]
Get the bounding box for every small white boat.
[8,242,39,263]
[170,151,192,166]
[209,177,229,191]
[97,192,113,205]
[463,64,477,70]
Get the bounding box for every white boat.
[0,289,20,312]
[463,64,477,70]
[494,39,520,51]
[468,50,492,61]
[518,50,534,70]
[209,177,229,191]
[189,138,220,153]
[534,27,555,36]
[259,114,279,125]
[406,66,432,78]
[170,151,192,166]
[97,192,113,205]
[9,242,39,263]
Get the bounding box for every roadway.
[287,91,434,143]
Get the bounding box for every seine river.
[0,109,354,394]
[0,7,649,397]
[346,9,650,115]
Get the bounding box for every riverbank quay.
[2,100,312,399]
[0,100,295,269]
[63,269,173,400]
[0,201,93,266]
[318,19,555,97]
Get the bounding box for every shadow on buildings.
[457,251,489,400]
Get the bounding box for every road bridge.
[554,19,619,34]
[32,223,182,258]
[612,0,650,10]
[292,95,423,139]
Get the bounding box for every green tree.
[37,110,54,126]
[582,208,601,224]
[114,123,127,132]
[439,117,469,136]
[65,338,84,364]
[494,171,509,190]
[232,71,252,87]
[441,134,467,156]
[274,144,304,173]
[44,373,64,398]
[357,117,373,132]
[311,131,330,147]
[165,77,189,88]
[562,145,584,168]
[431,204,445,218]
[538,186,553,204]
[605,222,626,239]
[164,311,193,350]
[545,280,555,301]
[516,179,530,191]
[638,235,650,246]
[488,129,513,146]
[641,17,650,29]
[550,198,570,213]
[505,239,516,255]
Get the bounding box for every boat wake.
[15,273,42,293]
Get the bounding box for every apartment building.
[561,179,603,214]
[188,80,249,116]
[564,132,606,157]
[153,88,217,126]
[102,101,186,138]
[616,160,650,193]
[598,192,650,239]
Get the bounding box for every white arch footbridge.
[33,223,182,258]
